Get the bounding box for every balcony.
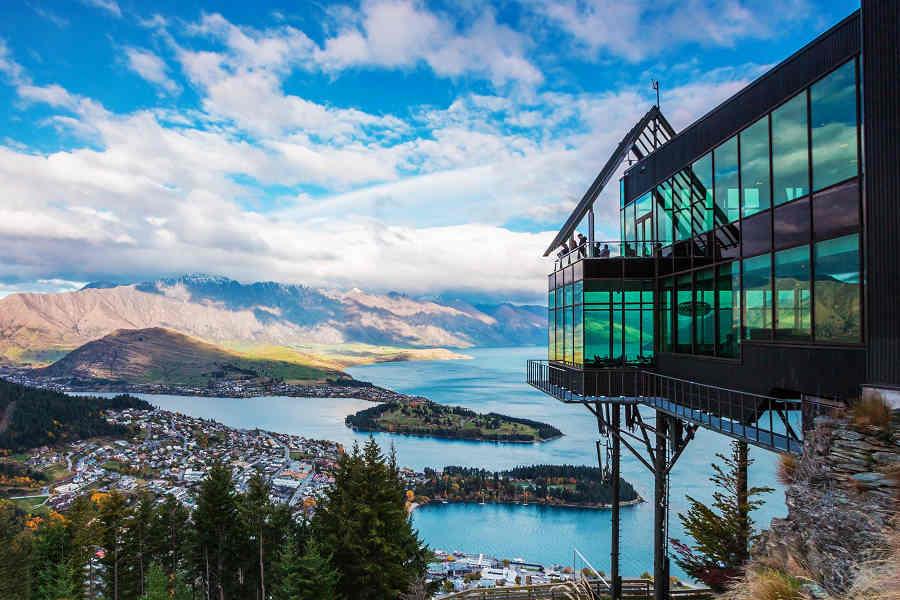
[552,240,663,271]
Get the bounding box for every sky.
[0,0,858,303]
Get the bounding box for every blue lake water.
[115,346,787,578]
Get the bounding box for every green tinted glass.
[814,234,860,342]
[742,253,772,340]
[741,116,771,217]
[714,137,740,223]
[775,246,811,339]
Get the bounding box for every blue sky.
[0,0,857,302]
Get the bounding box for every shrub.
[777,453,800,486]
[725,569,803,600]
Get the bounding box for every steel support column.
[653,412,669,600]
[611,402,622,599]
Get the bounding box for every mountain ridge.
[0,275,546,365]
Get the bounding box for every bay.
[101,346,787,578]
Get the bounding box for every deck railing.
[553,240,663,270]
[440,578,711,599]
[526,360,837,454]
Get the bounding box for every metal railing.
[526,360,837,454]
[553,240,663,270]
[440,578,711,599]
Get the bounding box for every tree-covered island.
[412,464,642,508]
[345,398,562,442]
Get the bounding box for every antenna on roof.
[651,80,660,108]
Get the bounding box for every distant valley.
[0,274,546,367]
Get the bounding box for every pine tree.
[294,538,339,599]
[148,494,191,591]
[123,492,155,598]
[0,500,32,600]
[315,439,427,600]
[270,534,304,600]
[670,440,773,591]
[98,490,130,600]
[193,462,241,600]
[37,562,78,600]
[239,471,277,599]
[140,563,169,600]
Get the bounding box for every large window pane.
[660,278,674,353]
[676,274,693,353]
[775,246,811,340]
[717,263,739,358]
[555,308,563,361]
[714,136,740,224]
[692,153,714,233]
[772,93,809,205]
[741,211,771,257]
[574,306,583,366]
[584,310,611,365]
[695,268,715,355]
[811,60,858,191]
[813,179,860,240]
[673,174,692,241]
[774,197,810,250]
[814,234,861,342]
[564,306,573,362]
[655,185,673,246]
[743,253,772,340]
[740,116,771,217]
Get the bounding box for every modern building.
[526,3,898,599]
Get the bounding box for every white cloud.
[80,0,121,18]
[124,47,180,95]
[315,0,543,86]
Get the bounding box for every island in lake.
[412,464,641,508]
[345,399,563,443]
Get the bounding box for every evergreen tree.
[670,441,772,591]
[148,494,191,594]
[30,514,74,600]
[0,500,32,600]
[37,562,77,600]
[98,491,130,600]
[140,563,168,600]
[66,494,102,596]
[270,534,304,600]
[124,492,156,598]
[239,471,277,599]
[315,439,427,600]
[193,462,241,600]
[295,538,339,599]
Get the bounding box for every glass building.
[541,6,900,402]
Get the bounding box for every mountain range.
[0,274,545,366]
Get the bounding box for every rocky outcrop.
[754,412,898,595]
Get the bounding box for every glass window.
[584,309,611,366]
[813,179,859,240]
[740,116,771,217]
[554,308,563,361]
[715,223,741,260]
[775,246,811,340]
[692,153,714,233]
[811,60,858,191]
[772,93,809,205]
[695,268,716,355]
[655,185,673,246]
[564,306,573,362]
[574,306,583,366]
[548,309,555,360]
[814,234,861,342]
[741,211,771,257]
[660,278,674,353]
[774,197,810,250]
[564,283,573,307]
[742,253,772,340]
[717,263,739,358]
[673,174,692,241]
[676,273,693,353]
[714,136,740,224]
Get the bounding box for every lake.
[118,346,787,578]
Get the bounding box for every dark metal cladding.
[862,0,900,388]
[623,12,861,204]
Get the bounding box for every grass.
[10,495,48,513]
[777,453,800,485]
[725,569,804,600]
[851,392,893,432]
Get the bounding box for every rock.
[851,472,894,487]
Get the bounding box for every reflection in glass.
[741,116,771,217]
[676,274,693,353]
[655,185,673,246]
[775,246,811,339]
[811,60,858,191]
[673,173,693,241]
[714,136,740,223]
[742,253,772,340]
[813,179,859,240]
[772,93,809,205]
[695,268,715,355]
[774,198,811,250]
[741,211,772,257]
[660,278,674,353]
[574,306,583,366]
[717,263,739,358]
[814,234,861,342]
[692,153,714,233]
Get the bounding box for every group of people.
[556,232,611,259]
